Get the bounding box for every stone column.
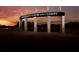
[61,16,65,32]
[33,7,38,32]
[24,18,27,31]
[34,17,37,32]
[19,19,22,30]
[47,6,51,33]
[47,16,51,33]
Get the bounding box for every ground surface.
[0,30,79,52]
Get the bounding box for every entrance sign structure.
[19,12,65,32]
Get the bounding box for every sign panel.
[20,12,65,19]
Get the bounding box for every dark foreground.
[0,30,79,52]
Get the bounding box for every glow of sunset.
[0,6,79,26]
[0,20,15,26]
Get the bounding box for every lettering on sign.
[20,12,65,19]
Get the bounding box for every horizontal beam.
[20,12,65,19]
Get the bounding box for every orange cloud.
[0,20,16,26]
[0,16,8,19]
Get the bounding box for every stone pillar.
[19,19,22,30]
[47,6,51,33]
[61,16,65,32]
[47,16,51,33]
[24,18,27,31]
[34,17,37,32]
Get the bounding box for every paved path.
[0,31,79,52]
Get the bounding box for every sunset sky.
[0,6,79,26]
